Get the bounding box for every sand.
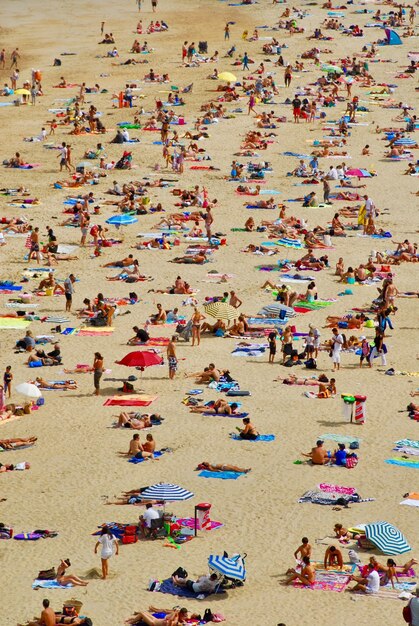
[0,0,418,624]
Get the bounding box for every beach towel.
[230,433,275,442]
[0,318,31,330]
[395,439,419,449]
[198,470,242,480]
[177,517,223,531]
[32,579,72,589]
[203,411,248,418]
[400,493,419,507]
[104,394,157,407]
[318,434,361,444]
[156,578,225,598]
[293,570,351,592]
[385,459,419,468]
[129,450,164,464]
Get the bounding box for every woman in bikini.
[198,461,251,473]
[191,307,205,347]
[125,607,189,625]
[56,559,88,587]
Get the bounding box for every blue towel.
[0,284,22,291]
[230,433,275,442]
[246,204,275,209]
[385,460,419,468]
[32,579,73,589]
[129,450,163,464]
[157,578,225,598]
[198,470,242,480]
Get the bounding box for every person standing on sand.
[64,273,76,312]
[93,352,104,396]
[331,327,343,371]
[0,49,5,69]
[10,47,20,68]
[94,525,118,579]
[167,336,178,380]
[101,21,105,34]
[224,23,230,40]
[151,0,157,11]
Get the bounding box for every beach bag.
[305,358,317,370]
[53,58,61,66]
[148,579,161,591]
[402,603,412,623]
[37,567,56,580]
[122,382,134,393]
[172,566,188,579]
[203,609,214,623]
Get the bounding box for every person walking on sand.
[93,352,104,396]
[224,23,230,40]
[242,51,250,71]
[167,336,178,380]
[151,0,157,11]
[94,525,118,580]
[10,47,20,69]
[0,49,5,70]
[3,366,13,398]
[64,273,76,312]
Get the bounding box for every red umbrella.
[116,351,163,369]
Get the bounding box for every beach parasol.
[105,214,138,226]
[321,64,343,74]
[15,382,42,399]
[203,301,237,321]
[218,71,237,83]
[140,483,194,502]
[258,302,296,318]
[14,88,31,95]
[116,351,163,368]
[345,168,372,178]
[208,554,246,581]
[365,521,411,555]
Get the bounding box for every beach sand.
[0,0,418,624]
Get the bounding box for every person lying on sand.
[33,378,77,390]
[197,461,251,473]
[125,606,190,625]
[0,436,37,449]
[171,252,207,264]
[189,399,239,415]
[117,412,163,429]
[0,461,30,472]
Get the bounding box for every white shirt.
[365,197,375,217]
[122,129,130,141]
[410,597,419,626]
[332,333,343,352]
[98,534,117,558]
[328,167,338,180]
[143,507,159,528]
[366,570,380,593]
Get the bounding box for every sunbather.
[56,558,88,587]
[189,399,239,414]
[197,461,251,473]
[0,436,37,449]
[125,607,189,625]
[284,556,316,585]
[34,378,77,390]
[117,412,162,429]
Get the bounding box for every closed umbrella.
[140,483,194,502]
[218,71,237,83]
[106,214,138,226]
[365,521,411,555]
[116,351,163,368]
[208,554,246,581]
[203,301,237,321]
[15,383,42,399]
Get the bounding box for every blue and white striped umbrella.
[208,554,246,581]
[365,521,411,555]
[140,483,194,502]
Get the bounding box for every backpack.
[203,608,214,623]
[305,358,317,370]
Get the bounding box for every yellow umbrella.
[218,71,237,83]
[14,88,31,95]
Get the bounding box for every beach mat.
[230,433,275,442]
[0,318,31,330]
[198,470,242,480]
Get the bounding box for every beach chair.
[149,516,166,539]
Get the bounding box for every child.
[268,331,277,364]
[3,366,12,398]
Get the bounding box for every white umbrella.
[15,383,42,399]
